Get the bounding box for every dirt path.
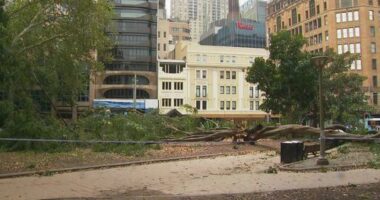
[1,151,380,200]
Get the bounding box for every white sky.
[165,0,250,18]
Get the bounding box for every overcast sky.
[165,0,251,18]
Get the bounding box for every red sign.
[237,21,254,30]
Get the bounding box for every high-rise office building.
[170,0,229,42]
[92,0,160,110]
[266,0,380,110]
[241,0,267,23]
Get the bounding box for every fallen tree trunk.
[165,124,380,143]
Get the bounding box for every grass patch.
[368,143,380,169]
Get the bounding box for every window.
[196,70,201,79]
[202,86,207,97]
[338,45,343,54]
[226,86,231,94]
[306,10,309,19]
[316,5,320,14]
[323,1,327,10]
[174,82,183,90]
[369,10,374,20]
[220,86,225,94]
[337,29,342,38]
[174,99,183,107]
[256,101,260,110]
[232,71,236,79]
[369,0,374,5]
[220,101,225,110]
[196,54,201,62]
[371,43,377,53]
[232,101,236,110]
[309,0,315,17]
[196,101,201,110]
[350,44,355,53]
[202,70,207,79]
[370,26,376,37]
[356,43,361,53]
[158,43,160,51]
[325,31,329,41]
[349,28,354,37]
[355,27,360,37]
[158,31,160,38]
[250,101,254,110]
[373,76,378,87]
[353,11,359,21]
[232,86,236,94]
[226,101,231,110]
[324,15,328,25]
[374,93,378,105]
[202,101,207,110]
[351,59,362,70]
[164,32,166,38]
[220,71,224,79]
[163,44,167,51]
[372,59,377,70]
[292,8,297,25]
[232,56,236,63]
[336,13,341,23]
[220,55,224,63]
[343,44,348,53]
[347,12,353,21]
[162,98,171,107]
[255,86,260,98]
[342,12,347,22]
[196,86,200,97]
[226,71,231,79]
[343,28,348,38]
[249,87,254,98]
[162,82,172,90]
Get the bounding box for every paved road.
[0,152,380,200]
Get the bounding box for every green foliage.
[0,0,113,130]
[368,143,380,169]
[246,31,370,126]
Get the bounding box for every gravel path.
[1,151,380,200]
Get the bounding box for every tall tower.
[228,0,240,21]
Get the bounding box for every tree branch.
[16,32,70,55]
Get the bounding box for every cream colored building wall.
[166,42,270,119]
[158,19,174,59]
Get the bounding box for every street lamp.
[311,55,332,166]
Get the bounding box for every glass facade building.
[200,19,266,48]
[100,0,159,100]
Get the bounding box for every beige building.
[158,42,270,120]
[266,0,380,110]
[158,19,191,59]
[170,0,229,42]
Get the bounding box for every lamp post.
[311,55,332,166]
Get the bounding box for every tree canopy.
[0,0,113,129]
[246,31,370,126]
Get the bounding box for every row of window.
[250,101,260,111]
[304,18,322,33]
[157,43,167,51]
[220,86,237,95]
[249,86,260,98]
[220,101,237,110]
[162,98,184,107]
[337,43,361,55]
[340,43,377,54]
[220,71,237,80]
[337,27,360,39]
[195,86,207,97]
[162,82,184,91]
[335,11,359,23]
[196,70,207,79]
[196,100,207,110]
[308,33,323,46]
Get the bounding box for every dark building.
[228,0,241,21]
[94,0,160,101]
[199,18,266,48]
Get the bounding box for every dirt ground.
[90,182,380,200]
[0,143,268,174]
